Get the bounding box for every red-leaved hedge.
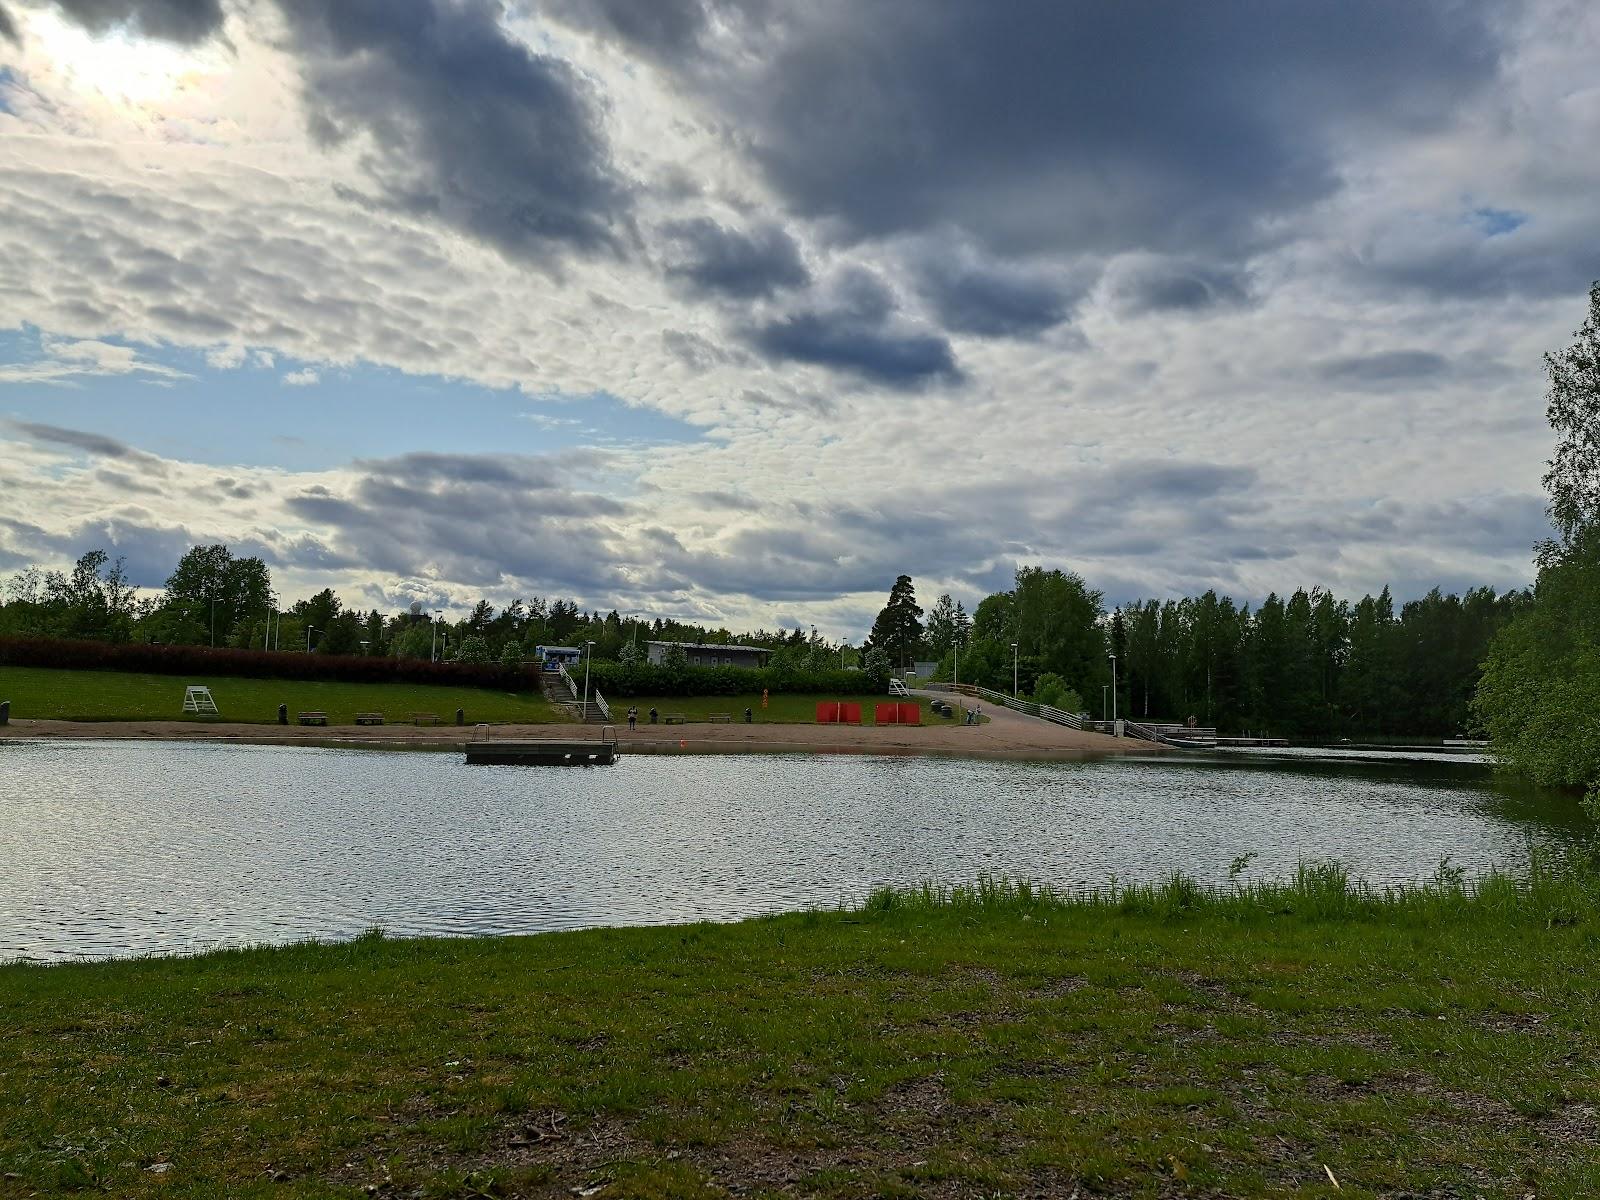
[0,637,530,689]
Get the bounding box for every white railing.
[556,661,610,720]
[556,661,580,701]
[931,682,1090,731]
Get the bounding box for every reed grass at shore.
[3,858,1597,1197]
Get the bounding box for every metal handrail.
[555,661,580,701]
[592,688,611,721]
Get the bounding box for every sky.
[0,0,1596,638]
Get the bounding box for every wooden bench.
[411,712,442,726]
[297,711,328,726]
[355,712,385,726]
[706,713,732,723]
[662,713,687,725]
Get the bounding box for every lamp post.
[209,595,217,648]
[1102,684,1109,722]
[432,609,444,662]
[1010,642,1019,699]
[306,625,319,653]
[1108,653,1118,723]
[582,639,595,719]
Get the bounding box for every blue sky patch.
[0,327,707,470]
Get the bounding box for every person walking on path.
[627,705,638,731]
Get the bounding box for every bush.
[587,659,884,698]
[1032,672,1084,713]
[0,635,534,689]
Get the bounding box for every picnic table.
[411,712,442,726]
[297,711,328,726]
[706,713,732,723]
[662,713,687,725]
[355,712,385,726]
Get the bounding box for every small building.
[646,640,770,670]
[534,645,584,666]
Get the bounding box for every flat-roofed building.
[646,640,770,670]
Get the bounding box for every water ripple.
[0,740,1581,962]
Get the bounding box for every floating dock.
[463,739,618,766]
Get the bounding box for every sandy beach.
[0,698,1160,761]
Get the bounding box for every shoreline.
[0,704,1165,762]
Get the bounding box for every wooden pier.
[463,738,618,766]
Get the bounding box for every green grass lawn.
[615,693,975,726]
[2,869,1597,1198]
[0,665,566,726]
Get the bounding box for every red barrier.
[874,702,924,725]
[840,702,862,725]
[816,701,841,723]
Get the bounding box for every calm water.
[0,739,1585,963]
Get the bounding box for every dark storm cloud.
[659,218,810,299]
[745,267,960,388]
[538,0,712,58]
[1104,257,1254,315]
[914,250,1078,338]
[277,0,631,268]
[0,4,17,43]
[1315,350,1451,387]
[283,451,633,592]
[640,1,1504,259]
[10,420,169,473]
[1354,221,1600,301]
[12,420,138,459]
[38,0,224,42]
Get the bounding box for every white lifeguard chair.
[182,685,219,716]
[888,677,911,697]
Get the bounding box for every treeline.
[0,544,855,668]
[1476,282,1600,813]
[872,568,1528,739]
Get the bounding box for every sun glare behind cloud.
[21,8,221,111]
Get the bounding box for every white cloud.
[0,336,192,386]
[0,0,1592,631]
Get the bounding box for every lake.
[0,739,1585,963]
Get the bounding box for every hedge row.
[0,637,527,689]
[587,661,886,698]
[0,637,893,698]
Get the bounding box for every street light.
[582,639,595,719]
[432,609,444,662]
[1010,642,1019,699]
[306,625,320,653]
[1108,653,1118,724]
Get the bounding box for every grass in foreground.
[3,862,1598,1198]
[614,693,977,726]
[0,665,565,726]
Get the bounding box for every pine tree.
[865,575,925,670]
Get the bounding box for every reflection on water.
[0,739,1586,963]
